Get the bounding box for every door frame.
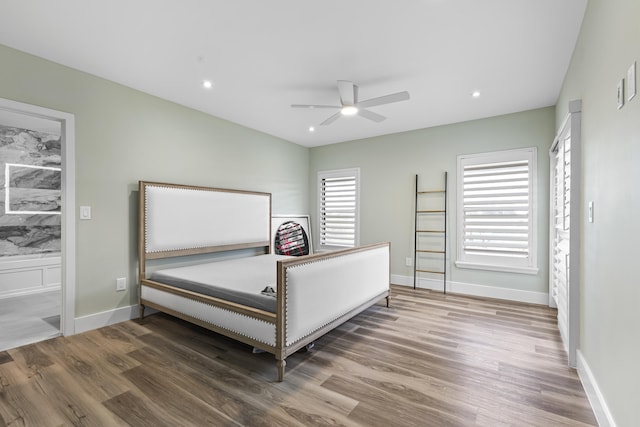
[549,99,581,367]
[0,97,76,336]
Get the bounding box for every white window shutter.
[456,148,538,274]
[318,169,359,248]
[462,159,530,258]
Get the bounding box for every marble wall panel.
[0,124,61,256]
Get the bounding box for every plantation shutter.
[457,148,537,274]
[318,169,359,248]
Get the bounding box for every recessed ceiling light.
[341,105,358,116]
[203,80,213,89]
[472,91,481,98]
[309,126,315,132]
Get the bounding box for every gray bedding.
[149,254,292,313]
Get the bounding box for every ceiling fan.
[291,80,410,126]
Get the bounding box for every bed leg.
[386,295,390,308]
[139,304,145,321]
[276,358,286,382]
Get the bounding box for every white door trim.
[549,99,581,367]
[0,97,76,336]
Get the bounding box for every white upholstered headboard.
[139,181,271,259]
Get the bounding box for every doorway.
[0,98,75,350]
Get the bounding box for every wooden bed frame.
[138,180,390,381]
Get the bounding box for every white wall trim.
[391,274,548,305]
[74,305,158,334]
[576,350,616,427]
[75,305,137,334]
[0,255,61,299]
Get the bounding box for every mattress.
[148,254,292,313]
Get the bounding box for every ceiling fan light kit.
[341,105,358,116]
[292,80,410,127]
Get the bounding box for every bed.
[137,180,390,381]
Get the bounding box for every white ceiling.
[0,0,587,147]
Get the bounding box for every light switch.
[588,201,594,223]
[80,205,92,220]
[617,79,625,109]
[628,61,636,102]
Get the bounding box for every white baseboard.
[74,304,155,334]
[577,350,616,427]
[391,274,548,305]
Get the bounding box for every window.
[317,168,359,249]
[456,148,538,274]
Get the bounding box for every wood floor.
[0,286,597,426]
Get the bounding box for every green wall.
[556,0,640,424]
[0,44,309,317]
[309,107,554,296]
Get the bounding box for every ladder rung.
[417,210,445,213]
[417,230,445,233]
[417,190,445,194]
[417,250,445,254]
[416,269,445,274]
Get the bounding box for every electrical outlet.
[116,277,127,291]
[405,257,412,267]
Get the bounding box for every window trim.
[455,147,538,275]
[317,168,360,251]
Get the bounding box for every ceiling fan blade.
[359,109,386,123]
[357,91,410,109]
[291,104,341,109]
[337,80,355,106]
[320,112,342,126]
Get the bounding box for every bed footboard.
[275,242,390,380]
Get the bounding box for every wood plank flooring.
[0,286,597,426]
